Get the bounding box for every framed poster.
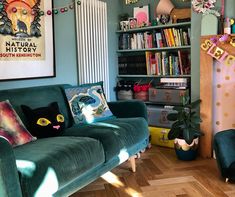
[0,0,55,81]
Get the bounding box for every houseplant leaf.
[168,126,182,140]
[167,113,178,121]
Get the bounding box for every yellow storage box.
[149,126,174,148]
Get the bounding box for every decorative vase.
[174,138,199,161]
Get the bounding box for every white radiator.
[75,0,110,100]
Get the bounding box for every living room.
[0,0,235,196]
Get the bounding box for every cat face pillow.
[21,102,65,138]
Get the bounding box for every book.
[168,28,175,47]
[160,78,188,83]
[163,29,171,47]
[145,51,151,75]
[160,29,167,47]
[150,55,157,75]
[162,51,169,75]
[181,50,191,74]
[156,32,163,48]
[172,28,178,46]
[155,52,162,75]
[177,50,183,75]
[169,55,173,75]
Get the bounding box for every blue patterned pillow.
[65,82,115,124]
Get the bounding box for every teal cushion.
[13,137,105,196]
[63,117,149,161]
[64,82,115,124]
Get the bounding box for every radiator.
[75,0,110,100]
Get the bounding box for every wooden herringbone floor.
[70,146,235,197]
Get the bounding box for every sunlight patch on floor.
[101,171,143,197]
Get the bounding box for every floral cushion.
[65,82,115,124]
[0,100,36,146]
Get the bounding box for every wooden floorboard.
[70,146,235,197]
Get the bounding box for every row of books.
[159,77,189,89]
[118,32,153,50]
[145,50,190,76]
[156,27,190,48]
[118,27,190,50]
[118,55,147,75]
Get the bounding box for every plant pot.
[174,138,199,161]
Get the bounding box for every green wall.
[107,0,121,101]
[0,0,234,101]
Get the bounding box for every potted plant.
[167,96,203,161]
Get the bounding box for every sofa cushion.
[63,117,149,161]
[64,81,115,124]
[0,100,35,146]
[21,102,65,138]
[14,136,105,196]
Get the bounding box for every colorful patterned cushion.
[0,100,36,146]
[65,82,115,124]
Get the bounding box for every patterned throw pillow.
[0,100,36,146]
[65,82,115,124]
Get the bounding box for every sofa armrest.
[108,100,148,121]
[0,137,22,197]
[213,129,235,178]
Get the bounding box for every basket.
[117,90,133,100]
[116,80,134,100]
[133,81,152,101]
[134,91,149,101]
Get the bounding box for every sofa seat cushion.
[63,117,149,161]
[13,136,105,196]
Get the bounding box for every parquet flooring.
[70,146,235,197]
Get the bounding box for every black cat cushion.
[21,102,65,138]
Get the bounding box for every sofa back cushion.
[0,85,72,129]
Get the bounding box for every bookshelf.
[115,19,195,149]
[116,21,191,80]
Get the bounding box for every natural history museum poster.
[0,0,54,80]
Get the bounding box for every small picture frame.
[128,17,137,29]
[120,21,129,31]
[158,14,171,25]
[133,5,149,27]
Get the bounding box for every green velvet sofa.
[0,84,149,197]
